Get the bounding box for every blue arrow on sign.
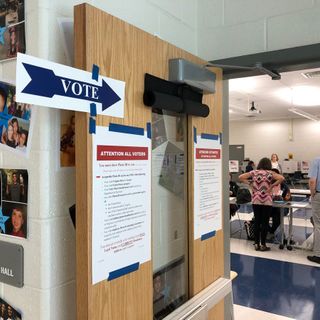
[21,63,121,111]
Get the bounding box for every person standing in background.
[239,157,284,251]
[245,160,255,172]
[229,173,239,218]
[307,156,320,264]
[271,153,282,173]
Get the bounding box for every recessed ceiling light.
[276,86,320,107]
[292,86,320,106]
[229,78,257,93]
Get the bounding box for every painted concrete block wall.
[229,119,320,164]
[198,0,320,60]
[0,1,75,320]
[0,1,198,319]
[51,0,198,56]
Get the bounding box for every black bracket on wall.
[143,73,210,117]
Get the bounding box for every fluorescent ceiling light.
[277,86,320,106]
[229,77,257,93]
[292,86,320,106]
[288,107,319,121]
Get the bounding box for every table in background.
[272,200,312,250]
[290,189,311,196]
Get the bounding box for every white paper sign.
[16,53,125,118]
[92,125,151,284]
[194,134,222,240]
[229,160,239,173]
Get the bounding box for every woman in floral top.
[239,157,284,251]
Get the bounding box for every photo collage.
[60,110,75,167]
[0,168,28,239]
[0,297,21,320]
[0,80,32,155]
[0,0,25,61]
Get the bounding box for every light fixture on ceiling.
[288,107,319,121]
[301,70,320,79]
[277,86,320,107]
[249,101,261,114]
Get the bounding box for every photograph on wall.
[0,168,28,239]
[0,297,22,320]
[60,110,75,167]
[0,0,25,61]
[0,80,32,156]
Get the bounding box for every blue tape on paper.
[201,133,219,140]
[109,123,144,136]
[108,262,140,281]
[90,103,97,117]
[219,132,222,144]
[89,117,96,134]
[146,122,151,139]
[0,27,6,45]
[193,127,197,144]
[92,64,99,81]
[201,230,216,241]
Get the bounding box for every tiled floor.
[231,206,320,320]
[234,304,295,320]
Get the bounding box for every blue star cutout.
[0,27,6,45]
[0,208,10,233]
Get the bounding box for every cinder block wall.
[198,0,320,60]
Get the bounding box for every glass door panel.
[151,109,188,320]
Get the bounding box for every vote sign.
[16,53,125,118]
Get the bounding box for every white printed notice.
[92,125,151,284]
[194,133,222,240]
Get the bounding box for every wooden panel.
[188,72,224,299]
[209,302,225,320]
[75,4,224,320]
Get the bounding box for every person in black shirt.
[229,173,239,218]
[269,168,291,235]
[245,160,255,172]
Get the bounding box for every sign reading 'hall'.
[0,240,24,288]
